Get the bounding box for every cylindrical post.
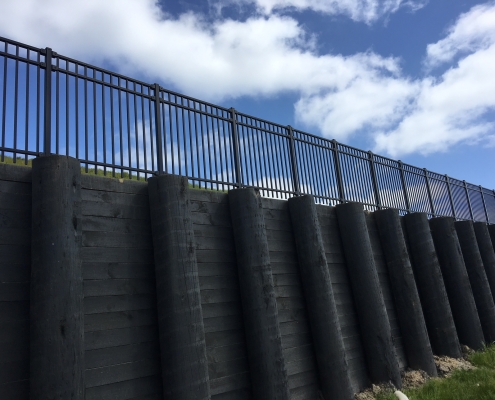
[474,222,495,303]
[42,47,53,155]
[228,188,290,400]
[402,213,461,358]
[288,195,353,400]
[148,174,210,400]
[429,217,484,350]
[153,83,164,174]
[455,221,495,343]
[335,202,402,388]
[30,155,84,399]
[375,209,437,376]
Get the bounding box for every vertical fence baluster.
[445,175,456,219]
[480,185,489,224]
[424,169,436,216]
[229,108,242,188]
[464,180,474,221]
[153,83,164,174]
[331,140,344,204]
[287,126,300,195]
[42,47,53,155]
[398,161,410,213]
[368,151,381,210]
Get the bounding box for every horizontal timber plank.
[84,279,155,297]
[202,302,243,320]
[0,163,32,183]
[191,211,232,227]
[84,309,157,332]
[197,262,238,277]
[83,262,155,280]
[208,357,249,380]
[0,227,30,246]
[82,231,152,249]
[81,189,148,207]
[82,215,151,234]
[199,275,239,291]
[82,201,150,220]
[0,209,30,229]
[81,175,148,195]
[287,370,318,391]
[206,342,248,364]
[0,263,30,283]
[211,388,251,400]
[203,314,244,334]
[85,358,161,388]
[84,374,162,400]
[0,359,29,385]
[209,371,251,396]
[84,294,156,315]
[205,329,246,348]
[201,288,241,304]
[81,247,154,264]
[85,326,160,351]
[0,180,31,196]
[0,380,29,400]
[0,192,31,211]
[189,189,228,204]
[286,356,317,376]
[85,341,160,369]
[0,283,29,301]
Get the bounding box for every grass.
[376,344,495,400]
[0,155,227,191]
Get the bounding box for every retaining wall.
[1,156,494,400]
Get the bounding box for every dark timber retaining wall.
[1,156,495,400]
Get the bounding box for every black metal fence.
[1,35,494,223]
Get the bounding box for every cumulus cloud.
[0,0,404,104]
[375,2,495,156]
[0,0,494,159]
[221,0,427,24]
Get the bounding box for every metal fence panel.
[0,35,494,223]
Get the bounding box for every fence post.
[153,84,164,174]
[331,140,345,204]
[463,180,474,221]
[42,47,53,155]
[445,175,457,219]
[480,186,489,224]
[229,108,242,188]
[287,126,300,195]
[424,169,435,216]
[398,161,411,213]
[368,151,381,210]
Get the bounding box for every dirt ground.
[354,347,475,400]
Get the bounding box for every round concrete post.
[402,213,461,357]
[148,174,210,400]
[375,209,437,376]
[335,202,401,388]
[429,217,484,350]
[228,188,290,400]
[30,155,84,399]
[288,195,354,400]
[474,222,495,304]
[455,221,495,343]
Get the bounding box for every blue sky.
[0,0,494,189]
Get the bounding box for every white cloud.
[425,2,495,68]
[0,0,494,161]
[375,3,495,156]
[222,0,426,24]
